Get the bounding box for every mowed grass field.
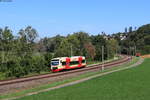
[16,58,150,100]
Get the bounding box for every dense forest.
[0,24,149,78]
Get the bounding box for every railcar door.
[78,57,82,67]
[66,58,70,69]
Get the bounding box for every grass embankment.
[87,56,120,65]
[0,57,139,100]
[15,58,150,100]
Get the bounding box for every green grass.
[15,58,150,100]
[0,57,139,100]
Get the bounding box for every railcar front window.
[51,61,59,66]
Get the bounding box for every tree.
[0,28,3,51]
[0,27,14,66]
[91,34,107,60]
[2,27,14,41]
[66,34,80,56]
[84,42,95,60]
[38,35,64,52]
[30,55,46,74]
[74,31,90,52]
[54,38,71,57]
[18,26,38,43]
[25,26,38,43]
[18,29,27,42]
[144,35,150,45]
[0,28,2,40]
[44,52,53,67]
[106,39,119,58]
[125,27,127,33]
[129,26,133,33]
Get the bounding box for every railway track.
[0,55,131,86]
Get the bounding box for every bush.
[30,55,46,74]
[141,45,150,55]
[6,58,24,78]
[44,53,52,70]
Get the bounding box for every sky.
[0,0,150,38]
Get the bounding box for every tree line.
[112,24,150,55]
[0,24,149,78]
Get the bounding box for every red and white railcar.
[51,56,86,72]
[135,53,141,57]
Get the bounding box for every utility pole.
[119,46,121,55]
[129,47,130,56]
[129,46,132,60]
[116,47,118,57]
[102,46,104,71]
[128,47,130,57]
[135,45,136,56]
[107,46,109,60]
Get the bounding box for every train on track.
[51,56,86,72]
[135,53,141,57]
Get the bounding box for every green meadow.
[15,58,150,100]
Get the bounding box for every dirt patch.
[141,54,150,58]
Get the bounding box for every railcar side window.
[62,62,66,66]
[82,60,86,63]
[70,61,79,65]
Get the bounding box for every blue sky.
[0,0,150,38]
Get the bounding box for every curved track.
[0,55,131,86]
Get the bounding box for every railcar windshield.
[51,59,59,66]
[51,61,59,66]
